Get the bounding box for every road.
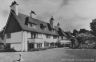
[0,48,96,62]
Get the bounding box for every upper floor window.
[6,33,11,39]
[46,35,51,38]
[31,33,38,39]
[28,23,37,29]
[40,24,46,30]
[53,36,58,39]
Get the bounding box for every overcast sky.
[0,0,96,31]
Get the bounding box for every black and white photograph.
[0,0,96,62]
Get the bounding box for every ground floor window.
[0,43,4,49]
[44,42,49,47]
[5,43,10,49]
[50,42,55,47]
[28,43,34,50]
[37,43,42,48]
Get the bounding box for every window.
[31,33,38,39]
[37,43,42,48]
[31,33,35,39]
[53,29,56,33]
[28,23,32,27]
[6,33,11,39]
[44,42,49,47]
[40,24,46,30]
[53,36,57,39]
[46,35,51,38]
[28,23,37,29]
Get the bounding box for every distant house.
[3,1,65,51]
[0,31,5,49]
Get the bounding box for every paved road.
[0,48,96,62]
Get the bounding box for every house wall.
[6,31,23,43]
[26,31,58,48]
[22,31,30,51]
[5,31,60,51]
[11,43,22,51]
[6,31,23,51]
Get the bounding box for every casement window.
[28,23,37,29]
[31,33,36,39]
[53,36,58,39]
[40,24,46,30]
[53,29,56,33]
[6,33,11,39]
[31,33,38,39]
[37,43,42,48]
[46,35,51,38]
[44,42,49,47]
[38,34,43,38]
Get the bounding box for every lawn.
[0,48,96,62]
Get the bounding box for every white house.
[3,1,65,51]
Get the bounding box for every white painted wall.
[6,31,23,43]
[6,31,23,51]
[22,31,29,51]
[11,43,22,51]
[5,31,61,51]
[27,32,58,43]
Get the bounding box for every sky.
[0,0,96,31]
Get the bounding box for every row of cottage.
[0,1,67,51]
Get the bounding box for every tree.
[90,19,96,36]
[79,29,89,33]
[72,29,78,36]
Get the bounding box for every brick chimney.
[10,1,19,15]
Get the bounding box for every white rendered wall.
[6,31,23,51]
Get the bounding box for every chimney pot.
[10,1,19,15]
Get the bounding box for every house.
[3,1,65,51]
[0,31,5,49]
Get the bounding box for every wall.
[22,31,29,51]
[11,43,22,51]
[5,31,59,51]
[6,31,23,43]
[6,31,23,51]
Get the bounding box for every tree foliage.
[90,19,96,31]
[72,29,78,36]
[90,19,96,36]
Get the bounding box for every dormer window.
[28,23,32,27]
[25,17,29,25]
[53,29,56,33]
[40,24,46,30]
[28,23,37,29]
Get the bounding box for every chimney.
[30,10,36,18]
[50,16,54,28]
[57,22,60,27]
[10,1,19,15]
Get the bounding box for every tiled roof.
[11,12,59,35]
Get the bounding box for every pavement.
[0,48,96,62]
